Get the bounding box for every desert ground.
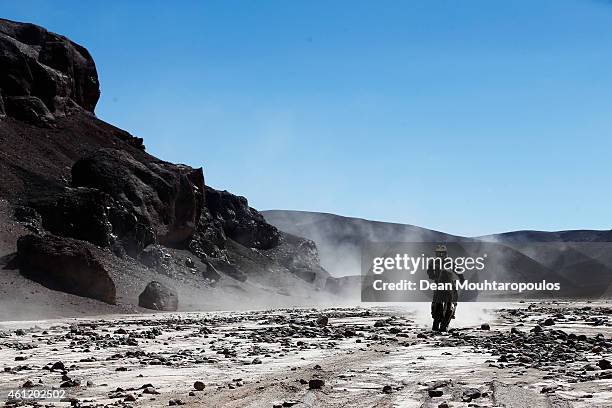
[0,302,611,408]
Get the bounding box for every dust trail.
[387,302,499,328]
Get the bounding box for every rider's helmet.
[435,244,447,258]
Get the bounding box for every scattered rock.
[124,394,136,402]
[598,359,611,370]
[462,388,481,400]
[308,379,325,389]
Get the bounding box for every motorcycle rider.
[426,244,465,332]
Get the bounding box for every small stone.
[193,381,205,391]
[316,315,329,327]
[308,379,325,389]
[598,359,611,370]
[382,385,393,394]
[429,390,443,397]
[124,394,136,402]
[51,361,65,371]
[463,388,481,400]
[252,357,262,365]
[543,318,555,326]
[60,379,80,388]
[480,323,490,330]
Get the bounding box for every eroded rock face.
[205,187,279,250]
[17,234,116,304]
[22,186,156,256]
[4,95,55,126]
[24,187,114,247]
[72,148,204,249]
[0,18,100,122]
[138,281,178,311]
[189,209,227,259]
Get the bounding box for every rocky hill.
[0,18,331,319]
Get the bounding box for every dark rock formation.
[138,281,178,311]
[0,18,100,121]
[264,232,327,283]
[13,205,42,233]
[138,244,172,272]
[22,185,156,256]
[188,209,227,259]
[205,187,279,249]
[72,148,204,249]
[4,95,55,126]
[24,187,114,247]
[17,234,116,304]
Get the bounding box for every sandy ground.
[0,302,610,408]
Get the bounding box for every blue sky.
[3,1,612,236]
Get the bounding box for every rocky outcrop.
[263,232,329,284]
[4,95,55,126]
[188,209,227,259]
[0,18,332,308]
[23,187,114,247]
[72,148,204,249]
[17,234,116,304]
[138,281,178,311]
[0,18,99,124]
[23,185,156,256]
[205,187,279,250]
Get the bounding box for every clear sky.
[3,1,612,236]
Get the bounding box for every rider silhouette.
[426,244,464,331]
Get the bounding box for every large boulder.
[138,281,178,311]
[0,18,100,120]
[17,234,116,304]
[72,148,204,249]
[205,187,279,249]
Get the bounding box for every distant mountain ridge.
[263,210,612,298]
